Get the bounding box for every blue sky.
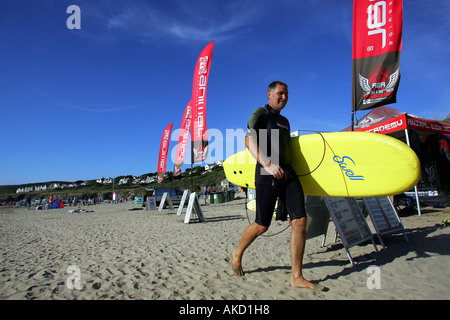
[0,0,448,185]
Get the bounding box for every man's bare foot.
[291,273,327,291]
[231,250,244,276]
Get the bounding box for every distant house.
[16,185,47,193]
[118,178,130,185]
[205,160,224,171]
[140,176,156,184]
[142,176,153,184]
[130,175,154,184]
[96,177,113,184]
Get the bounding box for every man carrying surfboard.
[231,81,326,291]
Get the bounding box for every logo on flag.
[358,68,400,105]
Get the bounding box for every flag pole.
[351,110,355,131]
[190,163,193,192]
[190,139,194,192]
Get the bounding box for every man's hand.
[263,161,284,179]
[246,135,284,179]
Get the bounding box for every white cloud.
[34,89,152,113]
[80,0,263,44]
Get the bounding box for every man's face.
[267,84,288,111]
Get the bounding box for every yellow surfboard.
[247,199,257,211]
[224,132,420,197]
[247,199,277,213]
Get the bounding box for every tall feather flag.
[352,0,403,113]
[157,123,173,183]
[191,41,215,163]
[173,100,192,176]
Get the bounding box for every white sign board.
[184,192,205,224]
[177,189,191,216]
[158,192,174,212]
[324,197,377,266]
[363,197,407,247]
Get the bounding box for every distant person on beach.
[231,81,326,291]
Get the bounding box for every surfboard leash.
[297,131,351,196]
[296,131,327,177]
[244,190,291,238]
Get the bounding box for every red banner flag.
[173,101,192,176]
[191,41,214,163]
[352,0,403,111]
[157,123,173,183]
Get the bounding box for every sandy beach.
[1,194,449,301]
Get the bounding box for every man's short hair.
[268,81,288,93]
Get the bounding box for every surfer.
[231,81,326,291]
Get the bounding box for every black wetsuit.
[246,105,306,227]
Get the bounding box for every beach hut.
[343,106,450,209]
